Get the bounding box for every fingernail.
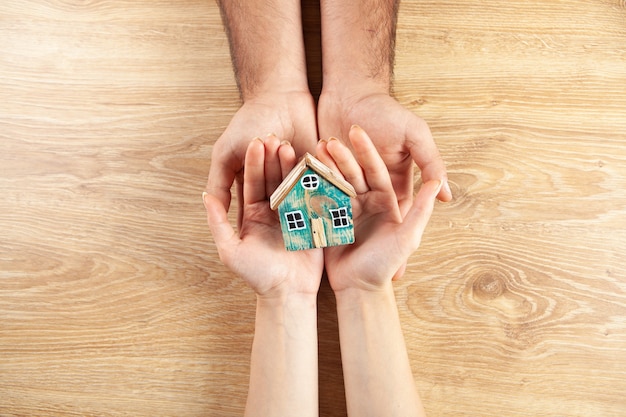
[425,180,443,198]
[433,180,444,196]
[202,191,209,209]
[350,124,361,131]
[266,132,277,138]
[442,180,452,198]
[252,137,264,144]
[328,136,339,142]
[280,140,291,146]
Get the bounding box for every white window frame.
[300,174,320,190]
[285,210,307,231]
[329,207,350,229]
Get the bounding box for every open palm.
[316,126,442,292]
[205,135,323,297]
[207,91,318,223]
[318,91,451,216]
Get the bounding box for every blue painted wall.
[278,168,354,251]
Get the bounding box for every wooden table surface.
[1,1,625,416]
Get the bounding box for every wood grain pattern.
[1,0,625,416]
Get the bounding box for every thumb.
[399,180,443,251]
[203,192,239,260]
[406,116,452,202]
[206,159,237,214]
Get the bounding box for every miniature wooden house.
[269,153,357,251]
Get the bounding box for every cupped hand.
[317,126,442,293]
[317,91,451,216]
[206,91,318,226]
[204,135,324,298]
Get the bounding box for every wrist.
[256,291,318,316]
[241,70,310,103]
[318,85,390,122]
[320,77,390,104]
[242,88,314,106]
[334,281,396,312]
[255,291,318,341]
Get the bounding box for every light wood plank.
[1,0,625,416]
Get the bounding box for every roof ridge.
[269,152,356,210]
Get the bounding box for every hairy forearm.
[320,0,399,94]
[217,0,309,100]
[245,293,318,417]
[335,283,426,417]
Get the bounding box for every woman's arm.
[335,285,425,417]
[318,125,442,416]
[245,293,318,417]
[205,137,323,416]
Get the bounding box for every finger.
[243,138,267,205]
[206,141,243,212]
[388,162,414,218]
[264,134,283,195]
[316,139,344,179]
[399,179,442,251]
[235,173,244,230]
[278,140,297,179]
[405,116,452,202]
[325,137,369,195]
[203,192,239,267]
[349,125,394,193]
[392,262,408,281]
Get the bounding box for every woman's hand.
[204,134,323,298]
[317,125,442,293]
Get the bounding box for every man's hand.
[318,91,451,217]
[318,0,452,212]
[317,125,442,292]
[206,91,317,225]
[208,0,316,223]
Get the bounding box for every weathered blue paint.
[278,168,354,251]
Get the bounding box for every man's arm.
[207,1,317,213]
[319,0,397,97]
[217,0,309,99]
[318,0,452,205]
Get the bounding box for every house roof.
[269,153,357,211]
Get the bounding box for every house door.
[310,218,327,248]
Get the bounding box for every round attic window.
[301,174,319,190]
